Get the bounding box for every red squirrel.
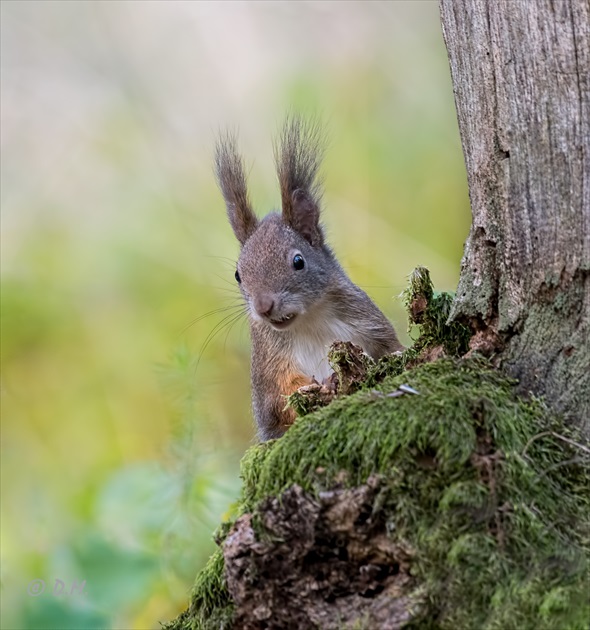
[215,117,403,440]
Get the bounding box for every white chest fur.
[290,316,361,382]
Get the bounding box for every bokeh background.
[1,2,470,628]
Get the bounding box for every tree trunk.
[439,0,589,430]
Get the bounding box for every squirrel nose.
[254,295,275,318]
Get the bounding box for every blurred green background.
[0,1,469,628]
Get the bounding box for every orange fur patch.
[276,368,313,430]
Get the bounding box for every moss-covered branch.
[164,269,589,630]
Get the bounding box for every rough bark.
[439,0,589,430]
[224,480,419,630]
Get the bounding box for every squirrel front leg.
[251,355,312,441]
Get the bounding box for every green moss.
[162,549,233,630]
[364,266,472,387]
[401,266,471,356]
[168,358,589,629]
[166,269,588,629]
[285,384,334,417]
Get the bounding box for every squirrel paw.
[293,380,337,413]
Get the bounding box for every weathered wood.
[440,0,589,428]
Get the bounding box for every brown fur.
[216,117,403,441]
[215,131,258,245]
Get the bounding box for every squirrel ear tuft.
[215,132,258,245]
[275,116,325,246]
[291,189,322,246]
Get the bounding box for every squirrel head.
[215,118,337,331]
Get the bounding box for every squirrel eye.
[293,254,305,270]
[234,269,241,283]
